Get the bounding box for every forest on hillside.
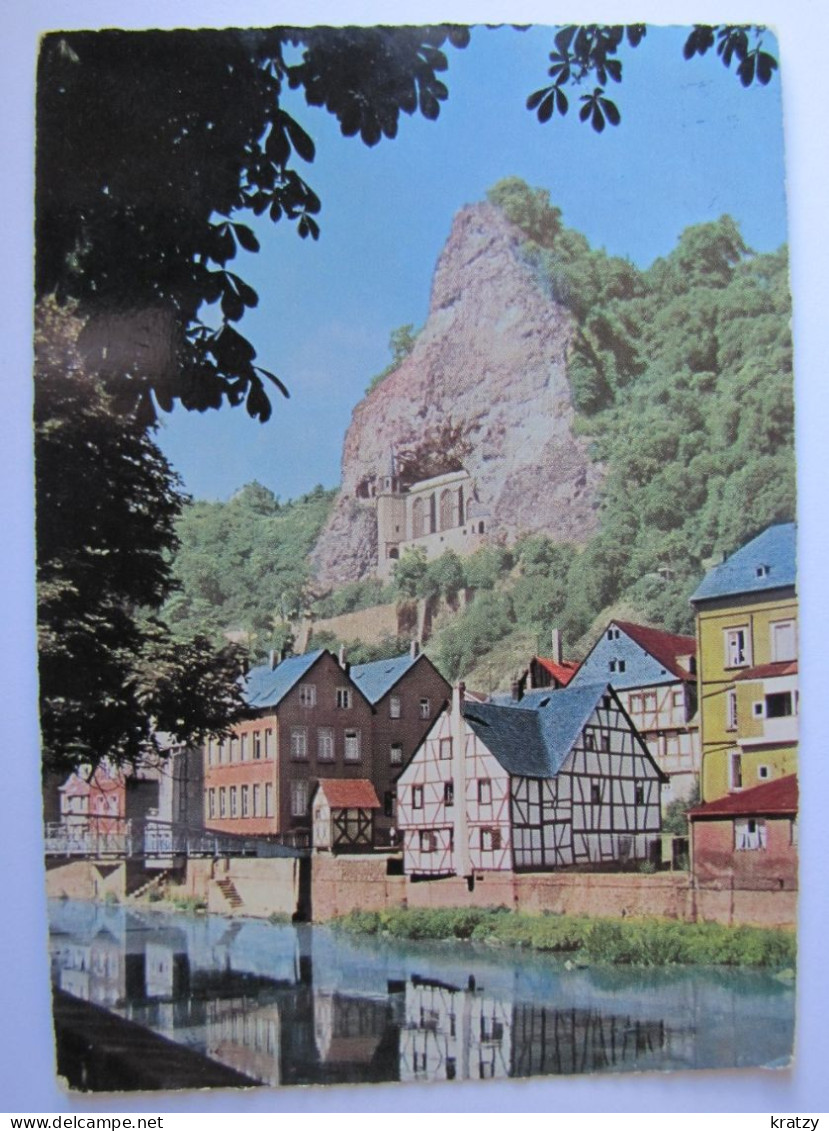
[164,179,795,679]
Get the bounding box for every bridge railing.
[44,818,304,859]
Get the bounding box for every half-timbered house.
[569,620,700,807]
[311,779,381,853]
[397,683,665,878]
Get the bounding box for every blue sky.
[154,23,788,503]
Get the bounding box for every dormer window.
[756,564,770,578]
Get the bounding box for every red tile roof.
[689,774,798,820]
[534,657,580,686]
[315,779,381,809]
[614,621,697,679]
[735,661,798,681]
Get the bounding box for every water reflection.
[48,900,794,1090]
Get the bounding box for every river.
[48,899,795,1091]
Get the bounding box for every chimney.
[280,643,291,663]
[550,628,562,665]
[511,678,523,703]
[268,649,278,670]
[338,644,347,668]
[410,639,420,659]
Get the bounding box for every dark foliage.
[528,25,777,132]
[35,302,246,775]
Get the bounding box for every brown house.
[349,649,451,845]
[689,773,798,892]
[204,649,374,845]
[203,647,449,848]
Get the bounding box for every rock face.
[312,203,603,587]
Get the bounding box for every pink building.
[689,773,798,891]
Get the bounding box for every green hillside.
[166,180,795,680]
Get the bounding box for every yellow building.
[690,523,797,801]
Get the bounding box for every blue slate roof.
[569,621,694,692]
[463,682,608,778]
[244,650,325,710]
[691,523,797,603]
[350,653,420,704]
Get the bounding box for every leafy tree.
[35,300,245,776]
[392,547,428,600]
[366,323,421,394]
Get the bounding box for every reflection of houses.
[204,647,448,848]
[205,1001,282,1087]
[569,620,700,807]
[689,773,798,892]
[690,523,798,801]
[373,466,487,580]
[400,979,511,1083]
[397,683,664,877]
[313,993,389,1069]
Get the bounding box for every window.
[229,787,238,818]
[336,687,352,709]
[419,698,431,719]
[726,689,738,731]
[241,785,249,817]
[290,727,308,761]
[590,782,602,805]
[730,751,743,791]
[735,817,767,851]
[478,779,492,806]
[635,783,645,805]
[444,781,454,807]
[264,729,275,759]
[218,739,227,764]
[439,737,453,760]
[598,732,610,753]
[265,783,274,818]
[602,694,613,711]
[480,827,501,851]
[755,564,770,578]
[208,789,216,818]
[419,830,437,853]
[643,692,657,712]
[766,692,794,718]
[240,733,248,761]
[390,743,403,765]
[230,735,240,762]
[219,787,227,817]
[584,732,595,751]
[609,660,617,673]
[290,780,308,818]
[758,765,770,780]
[389,695,401,719]
[771,619,797,663]
[412,785,424,810]
[253,731,262,760]
[344,729,361,762]
[317,727,335,762]
[299,683,317,708]
[725,627,750,668]
[252,784,261,817]
[672,689,684,709]
[629,693,642,713]
[207,738,215,766]
[619,660,626,673]
[752,700,764,718]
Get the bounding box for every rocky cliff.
[311,202,604,587]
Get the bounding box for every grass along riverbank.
[332,907,795,968]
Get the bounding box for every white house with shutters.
[397,683,665,877]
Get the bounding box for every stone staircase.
[215,877,243,910]
[129,870,170,901]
